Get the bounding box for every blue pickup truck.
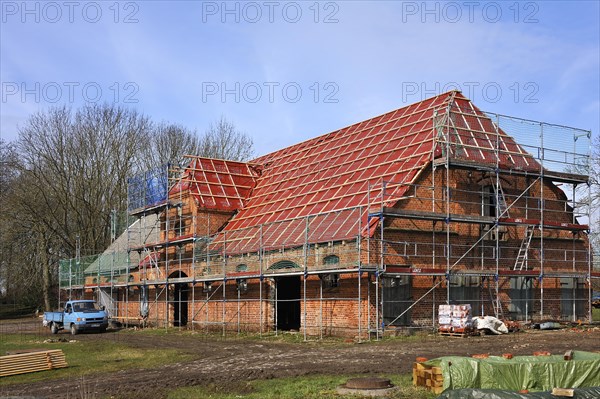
[43,300,109,335]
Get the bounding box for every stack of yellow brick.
[412,358,444,395]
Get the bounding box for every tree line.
[0,104,254,311]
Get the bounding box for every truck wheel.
[70,324,78,335]
[50,323,58,334]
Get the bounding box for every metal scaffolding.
[367,97,594,330]
[58,95,596,339]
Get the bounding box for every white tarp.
[472,316,508,334]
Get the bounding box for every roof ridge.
[204,89,543,254]
[252,90,460,165]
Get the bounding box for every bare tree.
[1,108,255,309]
[0,140,25,303]
[140,122,201,170]
[200,116,254,161]
[7,104,151,308]
[589,136,600,278]
[1,140,58,308]
[0,139,18,197]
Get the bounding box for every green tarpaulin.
[437,387,600,399]
[424,351,600,392]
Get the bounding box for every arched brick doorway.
[269,261,301,331]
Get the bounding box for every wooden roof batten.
[169,156,261,212]
[170,91,589,254]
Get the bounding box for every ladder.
[514,225,535,271]
[487,280,504,319]
[491,181,509,218]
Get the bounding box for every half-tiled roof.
[170,157,261,212]
[203,91,539,253]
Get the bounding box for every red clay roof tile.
[187,91,540,253]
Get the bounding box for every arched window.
[269,260,300,270]
[236,264,248,272]
[323,255,340,266]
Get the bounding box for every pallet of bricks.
[412,357,444,395]
[438,304,474,337]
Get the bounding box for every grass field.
[0,333,190,386]
[3,319,599,398]
[167,374,436,399]
[0,330,437,398]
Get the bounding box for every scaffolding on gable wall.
[367,99,595,330]
[58,101,596,339]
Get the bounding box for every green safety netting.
[83,251,130,277]
[59,258,89,288]
[59,252,131,288]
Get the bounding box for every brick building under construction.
[60,91,597,338]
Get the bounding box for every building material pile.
[473,316,509,335]
[413,351,600,394]
[0,349,68,377]
[438,304,473,336]
[436,387,600,399]
[412,358,444,394]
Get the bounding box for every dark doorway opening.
[383,276,412,326]
[170,271,189,327]
[560,277,585,320]
[509,276,533,321]
[276,276,301,331]
[173,283,188,326]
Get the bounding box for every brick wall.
[111,166,591,334]
[382,167,589,274]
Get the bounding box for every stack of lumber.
[412,357,444,395]
[0,349,68,377]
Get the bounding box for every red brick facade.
[72,93,594,337]
[100,164,591,337]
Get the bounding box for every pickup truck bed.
[43,312,64,323]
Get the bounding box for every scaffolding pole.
[61,107,593,337]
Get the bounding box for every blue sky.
[1,1,599,157]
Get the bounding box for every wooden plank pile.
[0,349,68,377]
[412,357,444,395]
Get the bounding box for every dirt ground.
[1,319,599,399]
